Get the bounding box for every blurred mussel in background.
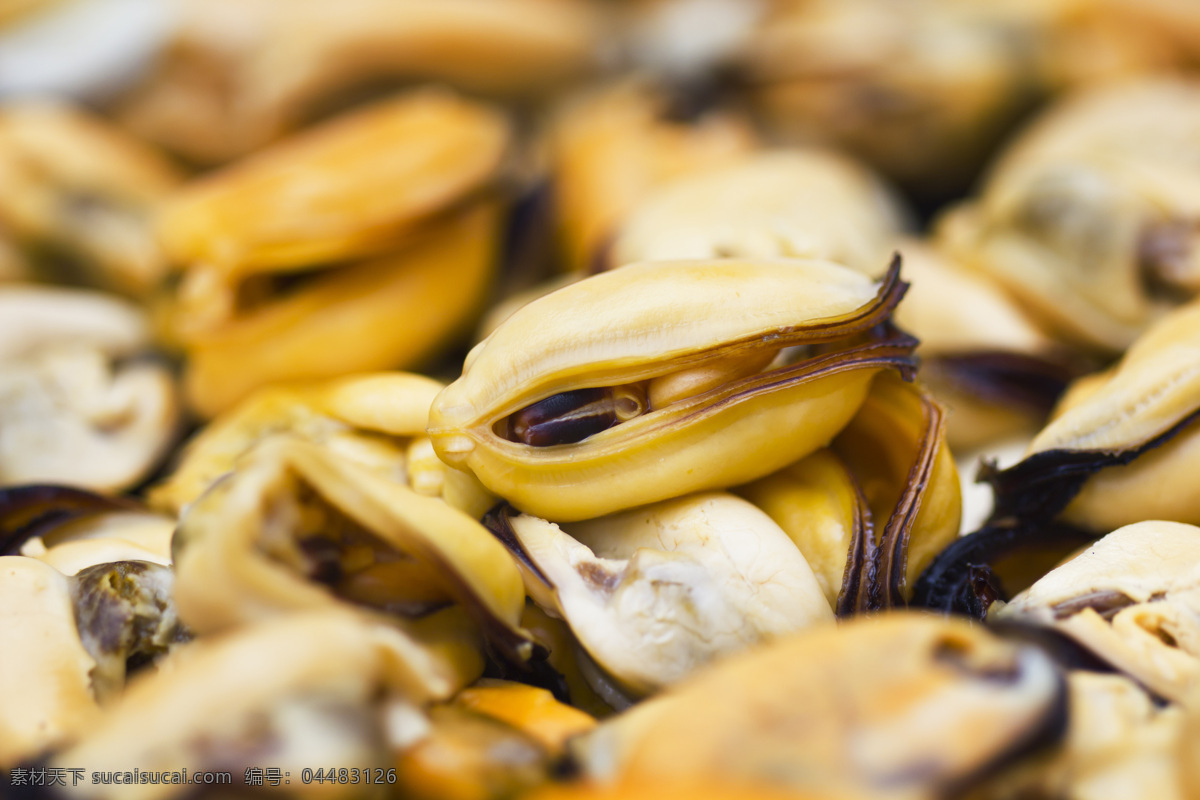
[156,88,513,417]
[5,1,1200,799]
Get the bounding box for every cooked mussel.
[997,520,1200,703]
[737,372,960,612]
[481,370,959,709]
[148,372,448,514]
[115,0,603,163]
[158,90,510,416]
[892,237,1078,450]
[0,491,183,704]
[0,286,179,492]
[487,492,832,696]
[939,77,1200,353]
[736,0,1049,198]
[0,557,100,767]
[984,297,1200,529]
[429,257,916,521]
[172,438,530,661]
[1,553,187,765]
[569,613,1065,800]
[987,672,1189,800]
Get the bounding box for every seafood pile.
[4,1,1200,798]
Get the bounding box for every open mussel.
[429,257,916,521]
[479,372,958,697]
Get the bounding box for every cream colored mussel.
[548,79,757,274]
[172,437,530,660]
[570,613,1065,800]
[47,608,484,800]
[490,492,833,698]
[939,77,1200,353]
[1053,672,1188,800]
[0,285,179,492]
[985,296,1200,530]
[159,89,509,417]
[116,0,603,164]
[429,258,915,522]
[998,520,1200,704]
[735,449,864,610]
[0,102,180,296]
[148,372,494,517]
[609,149,910,275]
[0,489,187,704]
[1037,0,1200,89]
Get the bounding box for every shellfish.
[984,296,1200,530]
[171,438,530,660]
[0,286,179,492]
[939,78,1200,353]
[159,90,509,416]
[488,492,833,696]
[570,613,1065,800]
